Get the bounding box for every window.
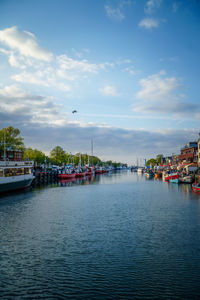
[24,168,31,174]
[0,168,3,177]
[16,168,24,175]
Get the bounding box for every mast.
[3,130,6,161]
[91,138,93,166]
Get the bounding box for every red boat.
[85,167,93,176]
[95,170,103,175]
[58,173,76,179]
[75,172,86,178]
[164,172,179,181]
[192,183,200,193]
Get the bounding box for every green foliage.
[156,154,163,164]
[23,148,46,164]
[146,158,157,167]
[50,146,67,165]
[0,127,128,167]
[0,126,24,151]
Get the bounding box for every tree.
[0,126,24,151]
[23,148,46,164]
[156,154,163,165]
[50,146,67,165]
[146,158,157,167]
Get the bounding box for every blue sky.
[0,0,200,164]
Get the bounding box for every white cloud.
[0,85,69,126]
[0,86,199,164]
[56,54,100,74]
[105,5,125,21]
[144,0,162,14]
[99,85,119,97]
[12,70,72,92]
[0,85,28,98]
[136,72,179,101]
[133,72,200,116]
[0,26,52,61]
[105,1,132,22]
[139,18,159,29]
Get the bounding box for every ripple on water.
[1,172,200,299]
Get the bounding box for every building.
[198,137,200,167]
[0,149,23,161]
[178,142,198,166]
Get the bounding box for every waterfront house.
[178,142,198,167]
[0,149,23,161]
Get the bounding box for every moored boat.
[95,167,103,175]
[180,175,194,184]
[163,172,179,182]
[154,172,162,179]
[146,170,154,178]
[192,183,200,193]
[75,167,86,178]
[85,167,94,176]
[169,178,180,184]
[0,160,35,192]
[58,172,76,179]
[137,167,143,174]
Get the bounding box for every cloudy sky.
[0,0,200,164]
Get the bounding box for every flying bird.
[72,110,77,114]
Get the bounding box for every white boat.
[137,167,143,174]
[0,160,35,192]
[180,175,194,184]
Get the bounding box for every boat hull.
[155,173,162,179]
[75,172,86,178]
[86,171,93,176]
[192,184,200,193]
[180,176,193,184]
[95,170,103,175]
[58,173,76,179]
[0,178,33,193]
[169,178,180,183]
[164,173,179,181]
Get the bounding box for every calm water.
[1,171,200,299]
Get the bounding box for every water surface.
[1,171,200,299]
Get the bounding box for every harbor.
[1,171,200,299]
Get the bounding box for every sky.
[0,0,200,164]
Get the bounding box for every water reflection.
[1,171,200,299]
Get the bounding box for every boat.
[75,167,86,178]
[163,171,179,181]
[137,167,143,174]
[179,175,194,184]
[0,160,35,192]
[154,172,162,179]
[95,167,103,175]
[58,166,76,179]
[85,167,94,176]
[169,178,180,184]
[192,183,200,193]
[146,170,154,178]
[58,172,76,179]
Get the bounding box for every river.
[1,171,200,299]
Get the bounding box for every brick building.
[178,142,198,166]
[0,150,23,161]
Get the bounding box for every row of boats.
[137,167,200,193]
[57,166,109,179]
[0,160,113,193]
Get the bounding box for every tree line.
[146,154,163,167]
[0,126,126,167]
